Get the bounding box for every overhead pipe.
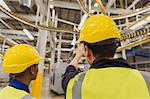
[95,0,106,15]
[77,0,89,14]
[112,6,150,20]
[0,5,77,34]
[0,3,149,43]
[128,14,150,31]
[0,4,150,33]
[0,4,149,52]
[0,33,17,46]
[77,0,150,20]
[117,37,150,52]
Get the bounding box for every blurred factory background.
[0,0,149,98]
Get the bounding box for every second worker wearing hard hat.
[62,14,150,99]
[0,44,42,99]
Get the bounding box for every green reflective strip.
[72,72,86,99]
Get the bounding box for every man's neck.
[95,57,113,61]
[15,77,31,86]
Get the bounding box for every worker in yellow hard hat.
[0,44,42,99]
[62,14,150,99]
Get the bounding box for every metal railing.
[131,61,150,72]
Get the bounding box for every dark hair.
[83,38,120,58]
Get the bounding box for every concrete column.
[57,33,62,62]
[121,41,127,59]
[32,7,48,99]
[37,29,48,73]
[88,0,91,13]
[50,10,57,65]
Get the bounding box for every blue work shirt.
[9,79,30,94]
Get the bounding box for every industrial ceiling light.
[48,58,51,61]
[23,29,34,40]
[0,0,11,11]
[94,3,99,7]
[54,37,57,41]
[50,5,54,9]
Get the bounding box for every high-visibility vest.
[0,86,32,99]
[66,67,150,99]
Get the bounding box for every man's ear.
[84,46,90,57]
[30,66,35,75]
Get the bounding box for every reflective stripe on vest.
[67,67,150,99]
[21,94,32,99]
[140,71,150,92]
[0,86,31,99]
[72,72,86,99]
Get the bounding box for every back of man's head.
[79,15,121,59]
[84,38,119,58]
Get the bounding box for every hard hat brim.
[3,56,42,73]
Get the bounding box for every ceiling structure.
[0,0,149,65]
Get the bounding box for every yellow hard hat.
[3,44,42,73]
[79,14,121,43]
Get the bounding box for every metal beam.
[50,0,131,14]
[0,18,12,29]
[49,1,129,14]
[50,17,78,26]
[0,12,40,21]
[3,35,31,40]
[95,0,106,15]
[56,39,72,43]
[0,29,37,36]
[55,48,71,51]
[106,8,132,14]
[0,12,78,26]
[57,33,62,62]
[119,0,124,8]
[128,14,150,31]
[117,37,150,52]
[32,9,48,99]
[106,0,116,9]
[92,7,132,14]
[0,33,17,46]
[35,0,47,16]
[127,0,140,10]
[117,22,134,27]
[49,0,80,10]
